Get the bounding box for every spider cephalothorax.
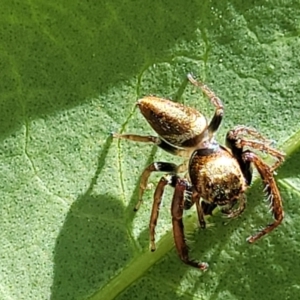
[113,74,285,270]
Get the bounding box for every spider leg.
[134,161,188,211]
[171,178,209,270]
[184,189,207,228]
[112,133,193,157]
[182,182,217,230]
[226,125,285,172]
[195,196,206,229]
[149,175,174,251]
[227,125,272,143]
[182,181,194,210]
[201,201,218,217]
[149,174,191,251]
[242,151,284,243]
[112,133,160,144]
[187,74,224,139]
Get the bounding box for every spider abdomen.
[138,96,208,147]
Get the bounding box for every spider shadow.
[50,136,136,299]
[50,136,177,299]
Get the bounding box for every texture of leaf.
[1,1,300,299]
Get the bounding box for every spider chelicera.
[113,74,285,270]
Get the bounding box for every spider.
[113,74,285,270]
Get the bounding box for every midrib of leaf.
[89,129,300,300]
[88,214,198,300]
[280,129,300,157]
[277,128,300,194]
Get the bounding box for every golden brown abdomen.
[138,96,207,147]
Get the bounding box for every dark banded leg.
[242,152,284,243]
[201,201,217,217]
[184,189,218,229]
[135,161,188,211]
[172,178,209,270]
[184,189,207,229]
[149,174,178,251]
[187,74,224,139]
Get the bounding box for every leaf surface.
[1,1,300,300]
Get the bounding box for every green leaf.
[1,1,300,300]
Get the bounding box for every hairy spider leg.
[242,152,284,243]
[187,74,224,140]
[226,126,284,241]
[227,125,285,172]
[181,188,207,229]
[171,178,209,270]
[228,125,274,143]
[149,174,177,251]
[135,161,188,211]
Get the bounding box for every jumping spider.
[113,74,285,270]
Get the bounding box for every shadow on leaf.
[50,193,133,300]
[1,0,206,138]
